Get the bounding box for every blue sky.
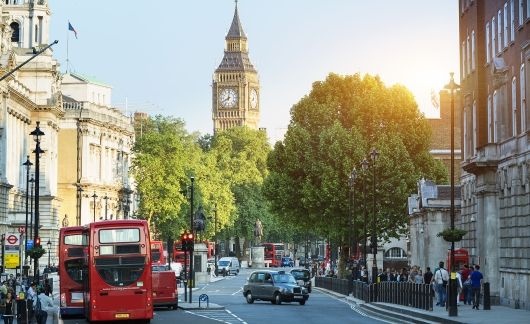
[49,1,459,142]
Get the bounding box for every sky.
[49,0,459,142]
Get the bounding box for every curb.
[371,303,464,324]
[178,302,225,311]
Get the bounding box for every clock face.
[220,88,238,108]
[250,89,258,109]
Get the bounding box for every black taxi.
[243,270,309,305]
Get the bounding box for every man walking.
[434,261,449,307]
[470,264,483,309]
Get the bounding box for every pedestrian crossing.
[185,309,247,324]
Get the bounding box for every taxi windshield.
[272,273,297,284]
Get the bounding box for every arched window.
[384,247,406,259]
[10,22,19,43]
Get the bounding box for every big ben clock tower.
[212,2,260,132]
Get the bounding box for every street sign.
[5,253,19,269]
[26,239,34,250]
[6,234,18,245]
[18,227,25,234]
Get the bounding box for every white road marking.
[231,287,243,295]
[186,310,246,324]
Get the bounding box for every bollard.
[483,282,491,310]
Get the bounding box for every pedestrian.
[415,269,424,284]
[424,267,434,284]
[2,291,15,324]
[434,261,449,307]
[461,264,472,305]
[456,270,463,305]
[470,265,483,310]
[389,268,397,282]
[398,267,408,282]
[35,288,56,324]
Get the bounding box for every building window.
[498,10,503,53]
[512,77,517,137]
[527,0,530,19]
[521,64,527,132]
[464,106,468,157]
[486,22,491,63]
[466,35,471,74]
[491,17,497,56]
[493,91,498,142]
[488,94,493,142]
[35,25,38,43]
[504,3,509,47]
[10,22,19,43]
[471,30,476,70]
[520,0,525,25]
[461,41,466,78]
[511,0,515,41]
[384,247,406,259]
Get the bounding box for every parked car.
[281,257,294,267]
[217,257,240,276]
[243,270,309,305]
[290,268,312,293]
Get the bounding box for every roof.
[64,72,111,88]
[216,51,256,72]
[62,94,77,102]
[437,185,461,200]
[226,5,247,39]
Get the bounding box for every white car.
[169,262,183,278]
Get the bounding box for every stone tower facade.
[212,3,260,132]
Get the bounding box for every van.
[217,257,240,276]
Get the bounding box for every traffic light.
[187,233,194,251]
[180,232,194,251]
[35,237,41,247]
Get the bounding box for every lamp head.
[370,148,379,161]
[361,159,369,171]
[30,121,45,142]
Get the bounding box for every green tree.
[264,73,447,272]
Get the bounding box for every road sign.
[6,234,18,245]
[5,253,19,269]
[18,227,25,234]
[26,239,34,250]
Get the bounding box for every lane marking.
[231,287,242,295]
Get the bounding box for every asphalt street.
[60,268,385,324]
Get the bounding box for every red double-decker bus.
[151,240,166,266]
[59,226,86,317]
[83,220,153,322]
[262,243,285,267]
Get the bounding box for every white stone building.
[0,0,62,272]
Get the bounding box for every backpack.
[35,296,42,314]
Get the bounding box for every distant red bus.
[59,226,86,317]
[262,243,285,267]
[151,240,166,266]
[83,220,153,322]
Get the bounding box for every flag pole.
[66,22,69,73]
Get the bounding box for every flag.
[68,21,78,39]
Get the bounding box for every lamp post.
[29,176,34,240]
[22,156,32,264]
[189,176,195,303]
[370,148,379,284]
[103,195,109,220]
[76,185,83,226]
[445,72,460,317]
[361,159,369,270]
[92,192,98,223]
[30,121,44,280]
[214,204,218,276]
[348,168,357,278]
[46,239,51,268]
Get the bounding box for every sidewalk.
[315,286,530,324]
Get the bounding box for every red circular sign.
[18,227,25,234]
[6,235,17,245]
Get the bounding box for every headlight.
[302,288,308,294]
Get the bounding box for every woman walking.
[3,291,15,324]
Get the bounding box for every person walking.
[434,261,449,307]
[470,265,483,310]
[2,291,15,324]
[461,264,472,305]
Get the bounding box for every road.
[61,267,384,324]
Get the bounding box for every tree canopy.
[264,73,447,243]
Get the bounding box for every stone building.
[0,0,62,270]
[408,179,461,272]
[212,3,260,132]
[58,73,135,227]
[459,0,530,309]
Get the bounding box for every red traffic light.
[188,233,193,240]
[35,237,41,247]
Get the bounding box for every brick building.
[427,90,462,182]
[459,0,530,309]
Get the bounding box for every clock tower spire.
[212,1,260,133]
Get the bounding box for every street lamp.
[29,176,35,240]
[213,204,218,276]
[445,72,460,317]
[348,168,357,278]
[30,121,44,280]
[370,148,379,284]
[103,195,109,220]
[22,156,33,264]
[189,176,195,303]
[92,192,98,223]
[46,240,51,268]
[77,184,83,226]
[361,159,369,270]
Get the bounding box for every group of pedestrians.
[0,278,56,324]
